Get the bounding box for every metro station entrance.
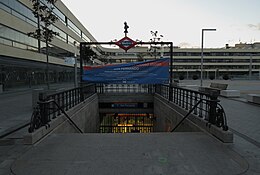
[100,113,154,133]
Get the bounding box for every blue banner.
[83,58,169,84]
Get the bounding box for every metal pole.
[249,54,252,80]
[46,40,50,90]
[200,29,216,87]
[170,42,173,85]
[200,30,204,87]
[80,43,83,84]
[74,56,77,87]
[79,43,84,102]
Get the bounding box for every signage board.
[115,36,137,51]
[83,58,169,84]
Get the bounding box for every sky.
[61,0,260,48]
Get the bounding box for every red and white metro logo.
[115,36,137,52]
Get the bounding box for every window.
[53,6,66,23]
[0,24,38,50]
[68,35,79,46]
[0,0,37,27]
[68,19,81,36]
[82,33,90,42]
[51,25,67,42]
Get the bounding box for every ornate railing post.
[38,92,49,126]
[80,83,84,102]
[208,91,219,125]
[169,84,173,101]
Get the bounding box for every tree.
[137,53,145,62]
[28,0,59,89]
[81,46,97,65]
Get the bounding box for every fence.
[155,84,228,131]
[28,83,228,133]
[28,84,95,133]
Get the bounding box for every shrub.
[179,75,184,80]
[192,75,198,80]
[209,75,215,80]
[223,74,229,80]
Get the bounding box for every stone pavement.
[219,97,260,146]
[10,133,248,175]
[182,80,260,146]
[0,83,74,138]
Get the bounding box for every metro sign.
[115,36,137,52]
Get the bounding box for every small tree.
[223,74,229,80]
[82,46,97,65]
[28,0,59,89]
[137,53,145,62]
[179,74,184,80]
[192,74,198,80]
[209,75,215,80]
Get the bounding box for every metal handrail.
[171,99,203,132]
[171,98,229,132]
[155,84,229,131]
[29,99,83,133]
[28,85,95,133]
[41,99,83,133]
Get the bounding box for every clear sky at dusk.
[61,0,260,48]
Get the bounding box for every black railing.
[28,84,95,133]
[96,84,155,94]
[155,84,228,131]
[28,83,228,133]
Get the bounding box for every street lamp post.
[74,53,78,88]
[73,41,78,88]
[201,28,216,87]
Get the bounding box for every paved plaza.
[0,80,259,174]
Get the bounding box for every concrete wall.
[154,94,233,143]
[24,94,99,144]
[54,94,100,133]
[154,94,201,132]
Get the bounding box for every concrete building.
[1,0,260,91]
[101,43,260,80]
[0,0,102,90]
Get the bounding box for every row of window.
[166,52,260,57]
[39,0,87,40]
[111,51,260,58]
[50,25,67,42]
[174,65,260,70]
[68,19,81,37]
[0,1,37,27]
[174,59,260,63]
[0,24,38,48]
[0,0,92,48]
[0,1,68,44]
[0,24,75,59]
[0,65,74,89]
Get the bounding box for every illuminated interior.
[100,113,154,133]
